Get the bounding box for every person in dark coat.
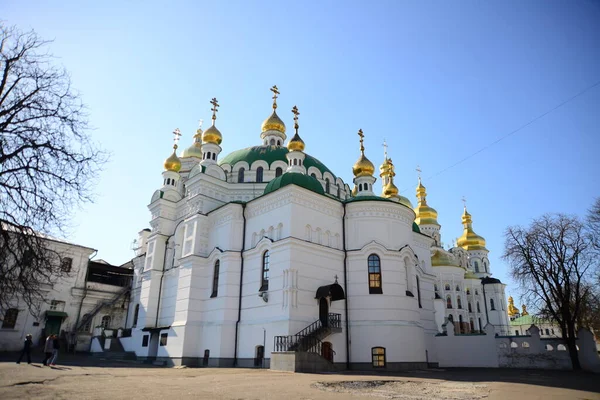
[16,334,33,364]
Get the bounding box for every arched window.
[79,313,92,332]
[359,183,363,191]
[477,302,481,313]
[457,296,462,309]
[337,186,340,198]
[445,284,451,291]
[545,328,550,336]
[260,251,269,291]
[310,173,316,179]
[238,168,245,183]
[101,315,111,329]
[212,153,216,160]
[475,289,479,295]
[434,284,439,292]
[256,167,264,183]
[133,304,140,327]
[325,178,330,193]
[367,254,382,294]
[293,159,297,166]
[207,151,212,160]
[275,167,283,177]
[458,315,464,333]
[446,295,452,309]
[416,276,422,308]
[277,140,281,146]
[371,347,386,368]
[490,298,495,310]
[466,288,471,295]
[455,285,460,292]
[470,319,475,332]
[211,260,220,298]
[474,261,479,273]
[448,314,454,322]
[270,139,275,145]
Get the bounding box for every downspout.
[482,282,490,325]
[342,202,350,370]
[233,202,247,366]
[73,249,97,353]
[154,236,170,328]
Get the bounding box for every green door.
[45,316,62,335]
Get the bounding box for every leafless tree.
[503,214,597,370]
[588,197,600,252]
[0,24,105,315]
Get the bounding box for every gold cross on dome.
[210,98,219,122]
[198,119,204,129]
[292,105,300,132]
[416,165,422,181]
[358,129,365,152]
[172,128,182,148]
[462,196,467,210]
[383,139,388,160]
[270,85,280,109]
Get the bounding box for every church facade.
[123,87,509,369]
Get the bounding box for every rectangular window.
[211,261,220,298]
[2,308,19,329]
[160,333,168,346]
[142,335,149,347]
[60,257,73,273]
[371,347,386,368]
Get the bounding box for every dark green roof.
[263,173,325,195]
[509,315,546,326]
[344,195,395,204]
[412,222,420,233]
[219,145,337,179]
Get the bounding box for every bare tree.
[0,24,105,315]
[503,214,597,370]
[588,197,600,252]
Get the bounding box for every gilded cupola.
[164,128,182,172]
[202,98,223,145]
[261,85,286,135]
[414,178,439,226]
[287,105,305,152]
[181,122,203,158]
[352,129,375,177]
[507,296,519,317]
[457,206,487,251]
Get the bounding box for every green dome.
[219,145,337,179]
[412,222,420,233]
[264,173,325,195]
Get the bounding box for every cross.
[382,139,388,160]
[416,165,422,181]
[461,196,467,210]
[198,119,204,130]
[358,129,364,152]
[292,105,300,131]
[172,128,182,148]
[334,274,338,283]
[270,85,280,109]
[210,98,219,122]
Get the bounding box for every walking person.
[16,334,33,364]
[48,334,60,366]
[42,334,54,366]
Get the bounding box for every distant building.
[0,235,132,352]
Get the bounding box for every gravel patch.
[313,380,490,399]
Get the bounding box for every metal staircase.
[75,286,130,332]
[274,313,341,360]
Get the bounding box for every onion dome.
[262,111,286,134]
[181,127,203,158]
[507,296,519,317]
[353,129,375,177]
[287,106,304,151]
[351,185,358,197]
[431,249,460,267]
[383,180,399,197]
[379,158,392,177]
[264,172,324,195]
[521,304,529,316]
[457,207,487,251]
[203,97,223,145]
[414,179,439,226]
[164,147,182,172]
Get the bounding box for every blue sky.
[4,1,599,298]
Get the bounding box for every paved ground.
[0,353,598,400]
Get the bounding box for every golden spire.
[287,105,305,152]
[521,304,529,316]
[164,128,182,172]
[352,129,375,177]
[507,296,519,317]
[202,98,223,145]
[457,202,487,251]
[182,120,204,158]
[414,168,439,226]
[379,139,392,177]
[261,85,286,134]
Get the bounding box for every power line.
[406,79,600,189]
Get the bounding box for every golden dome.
[379,158,392,176]
[457,208,487,251]
[383,180,399,198]
[182,128,203,158]
[261,111,286,134]
[414,180,439,226]
[351,185,357,197]
[287,132,305,152]
[353,154,375,177]
[397,195,413,209]
[164,147,182,172]
[521,304,529,316]
[202,124,222,145]
[508,296,519,317]
[431,249,460,267]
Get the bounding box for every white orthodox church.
[123,87,510,369]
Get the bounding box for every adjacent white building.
[122,87,511,370]
[0,235,133,352]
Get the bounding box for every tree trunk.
[566,324,581,370]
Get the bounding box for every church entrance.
[319,298,329,327]
[45,316,62,336]
[321,341,333,362]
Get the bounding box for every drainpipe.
[342,202,350,370]
[482,282,490,326]
[73,249,97,353]
[233,202,247,366]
